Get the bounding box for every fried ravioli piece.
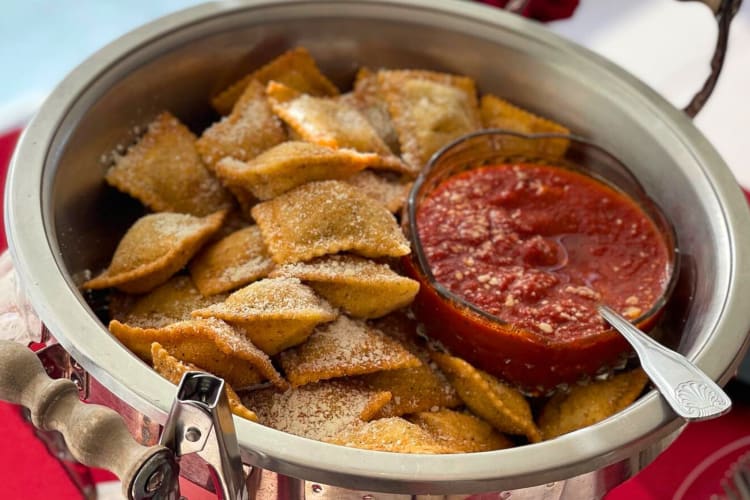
[192,277,337,355]
[270,254,419,319]
[109,318,287,390]
[363,312,462,417]
[338,67,400,153]
[408,409,514,452]
[538,368,649,440]
[279,316,421,387]
[378,69,481,175]
[345,169,412,213]
[431,352,542,443]
[479,94,570,158]
[150,342,258,421]
[251,180,410,264]
[83,211,227,294]
[104,112,233,216]
[197,79,286,170]
[327,417,452,454]
[214,141,375,200]
[266,82,409,175]
[241,379,391,441]
[189,226,275,296]
[211,46,339,115]
[119,275,227,328]
[363,363,462,418]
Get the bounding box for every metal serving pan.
[5,0,750,496]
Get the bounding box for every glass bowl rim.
[404,128,681,344]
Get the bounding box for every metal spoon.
[598,304,732,421]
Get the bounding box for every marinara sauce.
[409,163,672,392]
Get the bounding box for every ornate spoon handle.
[598,305,732,421]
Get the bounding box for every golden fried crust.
[378,69,481,175]
[211,47,339,115]
[344,169,412,213]
[241,379,391,441]
[197,79,286,169]
[408,409,514,452]
[110,318,287,390]
[363,363,462,418]
[119,275,226,328]
[266,81,388,153]
[214,141,374,201]
[189,225,275,296]
[326,417,453,454]
[104,112,233,216]
[338,67,400,154]
[150,342,258,421]
[431,352,542,443]
[270,254,419,319]
[192,277,338,355]
[538,368,649,440]
[279,316,421,387]
[266,82,410,175]
[250,180,410,264]
[479,94,570,158]
[83,210,227,294]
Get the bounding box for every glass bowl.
[401,129,680,395]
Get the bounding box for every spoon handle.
[598,305,732,421]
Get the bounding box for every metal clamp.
[160,372,248,500]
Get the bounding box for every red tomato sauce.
[416,164,671,343]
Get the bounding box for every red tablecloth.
[1,128,749,498]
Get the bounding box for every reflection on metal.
[35,343,89,400]
[161,372,248,500]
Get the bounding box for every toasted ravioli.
[338,67,400,153]
[480,94,570,158]
[267,82,408,174]
[119,275,226,328]
[109,318,286,390]
[241,379,391,441]
[251,180,410,264]
[212,46,339,115]
[192,277,338,355]
[538,369,649,440]
[270,254,419,318]
[363,363,462,418]
[214,141,375,200]
[431,352,541,443]
[150,342,258,421]
[408,409,513,453]
[83,211,226,294]
[197,79,286,169]
[279,316,421,387]
[189,226,275,296]
[327,417,452,454]
[345,169,412,213]
[104,112,233,216]
[378,70,481,175]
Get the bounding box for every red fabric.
[0,129,20,250]
[477,0,580,22]
[608,399,750,499]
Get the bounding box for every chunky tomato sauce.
[416,164,670,343]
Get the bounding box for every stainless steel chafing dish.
[2,1,749,498]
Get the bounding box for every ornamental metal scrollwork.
[674,381,730,418]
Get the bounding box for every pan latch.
[160,372,248,500]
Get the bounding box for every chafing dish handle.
[679,0,742,117]
[0,340,180,500]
